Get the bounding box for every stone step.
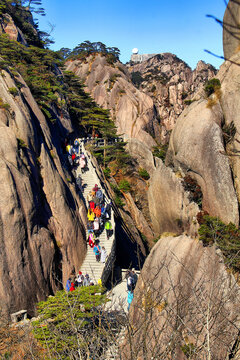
[76,143,115,284]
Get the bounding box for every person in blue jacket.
[127,290,134,311]
[93,243,101,262]
[66,278,71,292]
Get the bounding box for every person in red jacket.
[94,205,101,218]
[71,153,76,165]
[70,282,75,291]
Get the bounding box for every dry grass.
[0,315,45,359]
[206,88,222,109]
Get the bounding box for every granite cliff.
[65,55,157,147]
[1,7,240,355]
[66,53,216,147]
[128,53,216,142]
[126,3,240,358]
[0,13,87,315]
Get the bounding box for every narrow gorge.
[1,0,240,359]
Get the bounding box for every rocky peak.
[128,53,216,142]
[192,60,216,84]
[66,55,157,148]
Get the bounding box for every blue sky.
[37,0,227,69]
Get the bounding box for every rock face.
[223,0,240,60]
[147,89,238,234]
[128,54,216,142]
[217,51,240,203]
[0,69,86,316]
[125,235,240,360]
[66,54,216,147]
[126,138,156,176]
[165,98,239,225]
[65,55,157,148]
[0,13,28,45]
[148,158,199,237]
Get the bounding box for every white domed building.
[130,48,157,63]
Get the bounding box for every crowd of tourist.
[65,271,103,292]
[87,183,113,262]
[64,137,138,310]
[65,138,85,168]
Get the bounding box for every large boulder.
[126,138,156,176]
[217,51,240,202]
[165,98,239,225]
[148,158,199,237]
[223,0,240,60]
[124,235,240,360]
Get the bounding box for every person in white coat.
[100,246,108,263]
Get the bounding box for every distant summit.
[130,48,157,63]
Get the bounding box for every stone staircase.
[76,141,115,284]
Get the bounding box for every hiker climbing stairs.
[76,140,115,284]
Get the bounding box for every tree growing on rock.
[32,285,125,360]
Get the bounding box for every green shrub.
[110,183,121,196]
[204,78,221,97]
[198,214,240,272]
[109,73,120,83]
[119,89,126,95]
[181,343,195,358]
[103,167,111,178]
[184,99,194,105]
[8,87,18,97]
[32,286,107,359]
[138,168,150,180]
[0,97,10,110]
[0,60,7,69]
[118,179,131,192]
[152,145,168,163]
[131,71,144,88]
[17,138,27,149]
[41,106,56,123]
[114,195,124,208]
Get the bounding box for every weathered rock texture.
[66,54,216,147]
[223,0,240,60]
[65,55,157,148]
[0,13,28,46]
[148,158,199,237]
[217,51,240,203]
[128,54,216,142]
[165,98,239,225]
[124,235,240,360]
[126,138,156,176]
[0,68,86,316]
